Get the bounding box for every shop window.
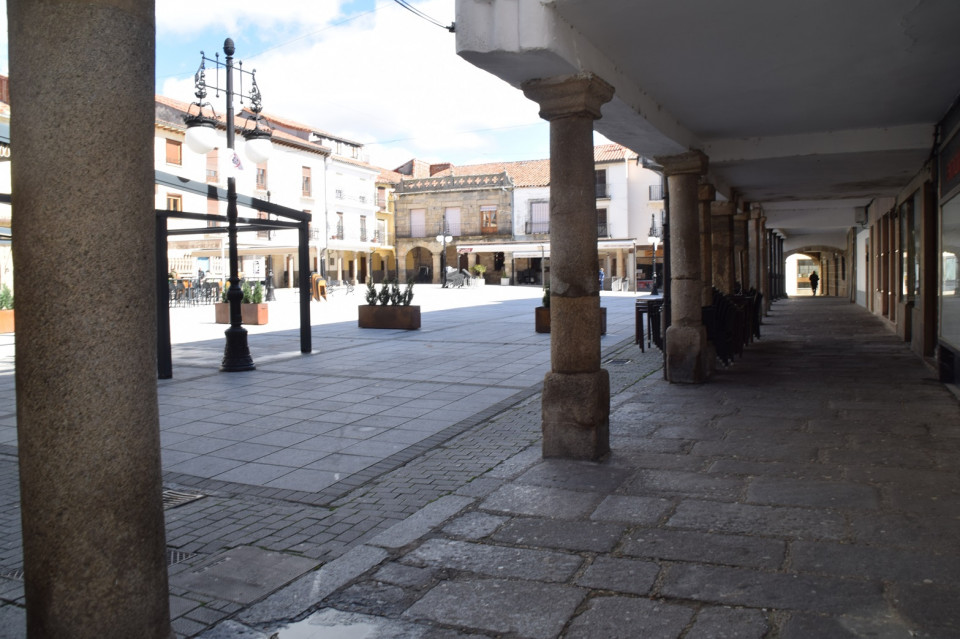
[165,139,182,166]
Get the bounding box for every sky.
[13,0,593,172]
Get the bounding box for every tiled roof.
[154,95,330,156]
[594,143,639,163]
[375,167,404,184]
[432,159,550,188]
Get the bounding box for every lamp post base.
[220,326,255,372]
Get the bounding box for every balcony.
[331,224,344,240]
[595,183,610,199]
[526,220,550,234]
[649,183,664,201]
[597,222,609,237]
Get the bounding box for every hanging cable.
[392,0,455,32]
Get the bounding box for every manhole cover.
[163,489,205,509]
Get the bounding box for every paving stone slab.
[515,459,634,493]
[589,494,674,525]
[791,540,960,583]
[403,578,586,639]
[401,538,583,582]
[564,595,694,639]
[169,546,319,604]
[661,563,886,614]
[684,606,769,639]
[272,608,482,639]
[575,556,659,595]
[889,581,960,636]
[779,611,926,639]
[479,484,603,519]
[441,511,509,540]
[367,495,474,550]
[373,563,437,589]
[621,469,745,500]
[667,500,847,540]
[621,528,784,570]
[491,517,627,553]
[746,477,880,509]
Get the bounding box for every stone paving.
[2,292,960,638]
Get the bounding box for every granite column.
[654,151,709,384]
[523,74,614,459]
[9,1,171,636]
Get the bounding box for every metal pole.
[156,212,173,379]
[299,221,312,354]
[220,37,255,371]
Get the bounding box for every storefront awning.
[456,239,637,258]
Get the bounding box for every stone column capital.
[522,74,615,121]
[711,201,736,216]
[653,150,708,177]
[698,183,716,202]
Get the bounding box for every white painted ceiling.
[455,0,960,248]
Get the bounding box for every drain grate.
[1,567,23,581]
[162,489,205,510]
[167,548,197,566]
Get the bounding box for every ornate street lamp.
[648,213,661,296]
[435,223,454,288]
[183,38,273,371]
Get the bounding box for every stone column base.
[542,370,610,460]
[666,325,709,384]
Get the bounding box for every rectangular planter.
[0,310,13,334]
[215,303,269,325]
[358,305,421,330]
[535,306,606,335]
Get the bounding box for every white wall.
[856,227,869,307]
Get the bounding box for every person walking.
[809,270,819,296]
[599,267,605,291]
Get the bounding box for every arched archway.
[406,246,434,283]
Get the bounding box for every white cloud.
[159,0,546,169]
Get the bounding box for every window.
[649,183,664,201]
[597,208,608,237]
[335,212,344,239]
[206,149,218,183]
[257,211,269,239]
[481,205,498,235]
[165,139,182,166]
[256,163,267,190]
[410,209,426,237]
[377,187,387,209]
[444,207,461,235]
[335,189,344,199]
[360,216,368,242]
[302,167,312,197]
[527,200,549,234]
[595,169,608,198]
[166,193,182,211]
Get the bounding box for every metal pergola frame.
[155,170,313,378]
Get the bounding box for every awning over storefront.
[457,239,638,259]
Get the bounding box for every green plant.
[0,285,13,310]
[365,279,378,305]
[403,279,415,306]
[241,280,254,304]
[221,281,230,302]
[471,264,487,277]
[252,282,264,304]
[542,280,550,308]
[389,280,402,306]
[377,281,391,305]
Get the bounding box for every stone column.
[711,202,736,294]
[733,211,749,291]
[10,2,171,637]
[698,184,716,306]
[523,74,614,460]
[654,151,709,384]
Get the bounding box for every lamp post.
[436,223,453,288]
[648,213,661,296]
[183,38,272,371]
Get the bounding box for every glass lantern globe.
[243,129,273,165]
[183,116,219,154]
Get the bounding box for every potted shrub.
[500,269,511,286]
[535,281,606,334]
[215,281,268,325]
[471,263,487,285]
[0,285,14,334]
[358,279,420,330]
